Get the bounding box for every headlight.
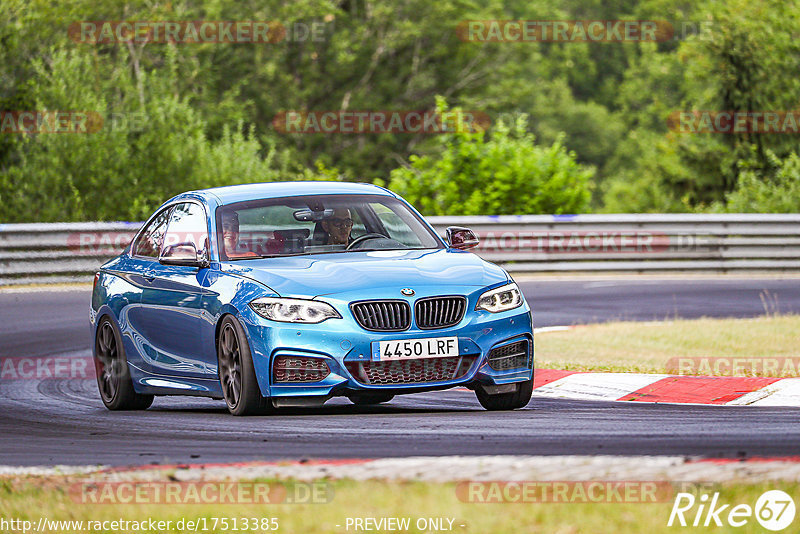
[249,297,341,323]
[475,283,523,313]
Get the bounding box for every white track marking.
[728,378,800,406]
[532,372,668,401]
[533,326,571,334]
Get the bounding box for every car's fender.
[202,269,280,396]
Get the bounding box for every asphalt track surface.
[1,277,799,466]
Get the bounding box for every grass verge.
[1,477,798,533]
[535,314,800,374]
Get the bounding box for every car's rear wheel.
[94,317,154,410]
[475,379,533,411]
[217,315,271,416]
[347,393,394,405]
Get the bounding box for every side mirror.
[159,242,208,268]
[445,226,480,250]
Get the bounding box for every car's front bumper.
[239,302,534,399]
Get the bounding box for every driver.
[320,208,353,245]
[221,211,258,258]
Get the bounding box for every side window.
[134,207,171,257]
[162,202,208,258]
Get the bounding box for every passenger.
[221,211,258,258]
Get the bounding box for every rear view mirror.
[446,226,480,250]
[159,242,207,267]
[294,208,334,222]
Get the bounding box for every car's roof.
[186,181,396,205]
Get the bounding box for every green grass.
[535,315,800,374]
[1,477,798,533]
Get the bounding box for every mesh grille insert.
[345,355,476,385]
[273,355,331,383]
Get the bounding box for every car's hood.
[221,248,508,299]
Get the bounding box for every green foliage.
[1,0,798,220]
[597,0,800,212]
[677,0,800,197]
[0,48,312,222]
[388,100,594,215]
[720,150,800,213]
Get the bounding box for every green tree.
[0,47,299,222]
[2,0,798,219]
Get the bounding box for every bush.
[721,150,800,212]
[387,99,594,215]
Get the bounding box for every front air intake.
[273,355,331,383]
[487,340,530,371]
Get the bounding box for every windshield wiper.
[236,252,313,259]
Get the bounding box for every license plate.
[372,337,459,361]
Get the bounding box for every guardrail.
[1,214,799,285]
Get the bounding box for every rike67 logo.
[668,490,796,531]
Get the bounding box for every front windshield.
[216,194,443,260]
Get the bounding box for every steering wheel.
[346,233,389,250]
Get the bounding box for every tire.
[475,379,533,411]
[217,315,272,416]
[347,394,394,405]
[94,316,154,410]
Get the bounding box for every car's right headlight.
[475,283,523,313]
[249,297,341,323]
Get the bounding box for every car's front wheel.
[217,315,272,416]
[94,316,154,410]
[475,379,533,410]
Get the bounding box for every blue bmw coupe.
[91,182,534,415]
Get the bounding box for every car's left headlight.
[249,297,341,323]
[475,283,524,313]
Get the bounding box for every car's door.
[135,201,213,379]
[124,204,173,375]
